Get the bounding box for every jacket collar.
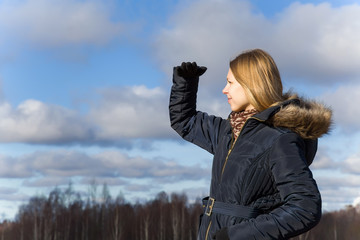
[253,99,300,122]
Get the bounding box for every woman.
[169,49,332,240]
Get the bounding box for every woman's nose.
[222,85,228,94]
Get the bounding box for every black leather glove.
[212,227,229,240]
[176,62,207,79]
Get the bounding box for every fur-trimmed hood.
[268,97,333,140]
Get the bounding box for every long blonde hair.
[230,49,289,111]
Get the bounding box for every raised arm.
[169,62,226,154]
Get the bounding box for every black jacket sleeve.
[226,133,321,239]
[169,66,226,154]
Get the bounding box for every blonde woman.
[169,49,332,240]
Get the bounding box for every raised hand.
[176,62,207,79]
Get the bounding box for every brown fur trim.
[269,99,333,139]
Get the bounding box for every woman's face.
[223,69,254,112]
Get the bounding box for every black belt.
[202,196,261,219]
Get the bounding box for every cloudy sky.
[1,0,360,220]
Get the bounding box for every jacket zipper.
[204,116,264,239]
[220,116,262,179]
[205,221,212,240]
[220,135,237,177]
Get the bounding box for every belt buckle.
[205,197,215,216]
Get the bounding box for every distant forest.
[0,183,359,240]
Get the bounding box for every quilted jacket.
[169,66,332,240]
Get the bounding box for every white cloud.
[22,177,72,187]
[270,2,360,81]
[353,196,360,206]
[0,155,33,178]
[317,174,360,189]
[155,0,360,86]
[0,192,29,202]
[124,183,154,192]
[95,151,209,181]
[0,0,123,47]
[307,145,360,211]
[80,177,127,187]
[311,148,339,170]
[320,84,360,131]
[89,85,173,140]
[0,85,173,145]
[311,145,360,210]
[154,0,265,87]
[0,99,93,143]
[320,187,359,210]
[0,186,29,203]
[0,187,17,195]
[314,172,360,211]
[342,152,360,174]
[0,150,210,182]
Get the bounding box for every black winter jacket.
[169,67,332,240]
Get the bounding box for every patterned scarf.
[229,109,259,140]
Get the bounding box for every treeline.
[291,204,360,240]
[0,184,360,240]
[0,184,202,240]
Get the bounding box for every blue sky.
[1,0,360,220]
